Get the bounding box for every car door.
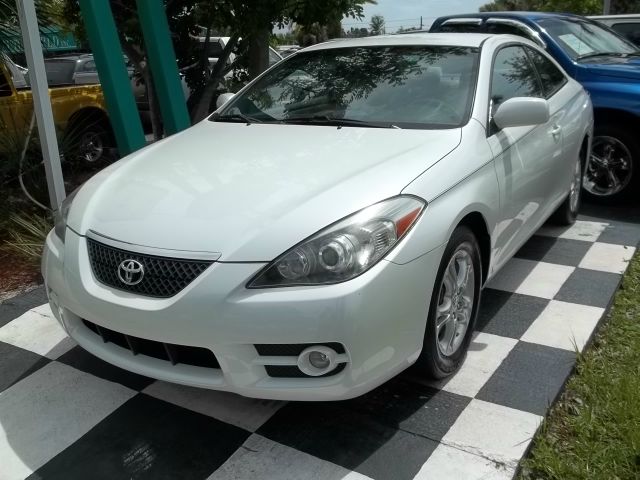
[488,44,564,271]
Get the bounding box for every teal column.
[136,0,190,135]
[78,0,145,155]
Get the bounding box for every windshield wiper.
[283,115,398,129]
[213,112,263,124]
[578,51,640,60]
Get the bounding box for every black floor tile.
[476,289,549,339]
[0,341,50,393]
[258,399,439,480]
[598,222,640,247]
[514,235,591,267]
[555,268,622,308]
[344,376,470,441]
[57,346,155,391]
[0,286,47,328]
[476,342,576,416]
[29,394,249,480]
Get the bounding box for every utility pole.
[603,0,611,14]
[16,0,66,209]
[420,16,423,30]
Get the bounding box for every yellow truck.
[1,57,113,163]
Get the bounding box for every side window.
[611,23,640,47]
[525,47,567,97]
[490,45,542,113]
[0,70,12,97]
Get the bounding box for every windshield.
[537,18,638,60]
[212,45,479,129]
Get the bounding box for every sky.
[343,0,489,32]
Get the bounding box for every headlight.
[53,188,80,242]
[248,196,425,288]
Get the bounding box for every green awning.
[0,26,79,54]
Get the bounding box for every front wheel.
[417,226,482,379]
[551,150,582,225]
[584,124,638,203]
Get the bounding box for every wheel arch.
[456,211,491,285]
[65,106,114,142]
[593,107,640,131]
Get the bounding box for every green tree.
[479,0,602,14]
[370,14,385,35]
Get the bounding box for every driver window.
[490,45,542,117]
[0,70,12,97]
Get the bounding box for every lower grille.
[265,363,347,378]
[255,343,346,356]
[82,319,219,369]
[86,237,213,298]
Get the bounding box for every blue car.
[431,12,640,202]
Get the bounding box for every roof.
[303,33,495,51]
[433,11,585,22]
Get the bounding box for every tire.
[417,226,482,379]
[584,122,639,203]
[551,147,582,225]
[63,111,113,164]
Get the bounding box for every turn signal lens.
[248,196,425,287]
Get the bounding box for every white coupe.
[43,33,593,400]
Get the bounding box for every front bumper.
[43,229,443,401]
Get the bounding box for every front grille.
[86,237,213,298]
[82,319,220,369]
[265,364,347,378]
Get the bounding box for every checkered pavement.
[1,211,638,480]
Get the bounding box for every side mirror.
[493,97,550,129]
[216,92,235,109]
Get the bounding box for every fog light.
[297,346,338,376]
[309,351,330,369]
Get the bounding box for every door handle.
[550,124,562,138]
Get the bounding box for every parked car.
[198,36,283,70]
[1,56,113,163]
[591,14,640,47]
[43,54,130,86]
[431,12,640,202]
[43,33,592,400]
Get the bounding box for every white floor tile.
[537,220,608,242]
[579,243,636,274]
[442,399,541,467]
[414,443,515,480]
[0,305,75,359]
[521,300,604,351]
[515,262,574,299]
[0,362,135,480]
[143,381,284,432]
[207,434,372,480]
[442,333,518,398]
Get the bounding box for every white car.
[43,33,593,401]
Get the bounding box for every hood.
[71,121,461,261]
[583,56,640,81]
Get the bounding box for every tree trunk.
[191,34,239,122]
[143,68,163,141]
[247,26,270,80]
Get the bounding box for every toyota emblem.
[117,259,145,286]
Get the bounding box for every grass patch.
[520,251,640,480]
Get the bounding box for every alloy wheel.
[79,131,104,163]
[435,247,475,357]
[584,136,633,197]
